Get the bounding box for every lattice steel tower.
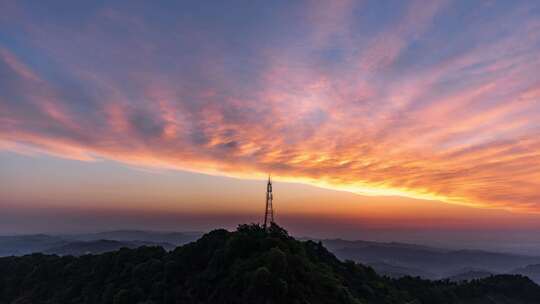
[263,175,274,229]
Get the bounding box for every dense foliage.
[1,223,539,304]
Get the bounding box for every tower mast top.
[263,174,274,229]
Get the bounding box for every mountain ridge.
[1,224,539,304]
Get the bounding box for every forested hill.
[1,224,540,304]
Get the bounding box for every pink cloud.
[1,1,540,213]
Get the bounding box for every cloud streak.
[1,0,540,212]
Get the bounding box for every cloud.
[1,1,540,212]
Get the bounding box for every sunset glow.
[1,0,540,238]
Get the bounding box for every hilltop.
[1,223,539,304]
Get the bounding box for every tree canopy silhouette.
[1,223,539,304]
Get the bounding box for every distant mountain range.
[43,239,177,256]
[446,269,495,282]
[319,238,540,283]
[3,230,540,285]
[0,230,202,257]
[62,229,202,244]
[0,234,67,256]
[364,261,437,279]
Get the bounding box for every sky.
[1,0,540,251]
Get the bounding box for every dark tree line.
[1,223,539,304]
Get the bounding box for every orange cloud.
[1,1,540,214]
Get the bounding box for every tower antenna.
[263,174,274,229]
